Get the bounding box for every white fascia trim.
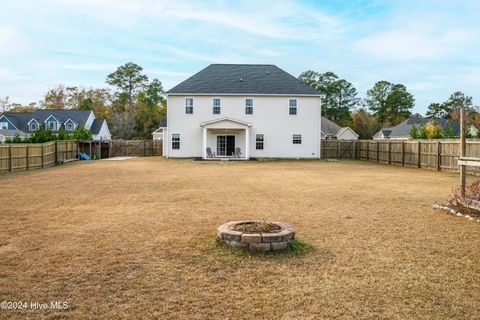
[0,115,19,130]
[44,115,60,125]
[200,117,252,127]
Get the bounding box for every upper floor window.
[30,122,38,131]
[256,134,264,150]
[213,98,221,114]
[172,133,181,149]
[292,134,302,144]
[66,122,74,131]
[185,98,193,114]
[47,121,56,131]
[0,122,8,130]
[289,99,297,115]
[245,99,253,115]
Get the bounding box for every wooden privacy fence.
[0,140,78,173]
[322,139,480,173]
[108,140,163,157]
[0,140,163,174]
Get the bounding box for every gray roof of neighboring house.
[373,128,393,139]
[166,64,319,95]
[29,109,92,124]
[383,118,461,138]
[2,109,93,131]
[321,117,342,136]
[159,116,167,127]
[0,129,28,137]
[1,112,34,132]
[90,119,105,135]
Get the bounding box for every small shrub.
[448,181,480,217]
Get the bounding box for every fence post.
[388,141,391,164]
[108,141,112,159]
[55,141,58,164]
[41,144,45,168]
[401,141,405,166]
[376,141,380,162]
[437,141,441,171]
[417,141,421,168]
[8,146,12,172]
[353,141,356,159]
[26,145,29,170]
[336,141,339,159]
[143,140,146,157]
[366,141,369,160]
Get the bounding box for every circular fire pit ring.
[217,220,295,251]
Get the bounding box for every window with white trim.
[245,98,253,114]
[47,121,56,131]
[185,98,193,114]
[30,122,38,131]
[289,99,297,115]
[66,122,74,131]
[213,98,221,114]
[292,134,302,144]
[256,134,264,150]
[0,122,8,130]
[172,133,181,149]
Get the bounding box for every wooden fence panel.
[321,139,480,174]
[0,140,78,174]
[109,140,163,157]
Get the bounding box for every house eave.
[166,92,322,97]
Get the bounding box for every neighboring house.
[152,116,167,141]
[321,117,358,140]
[373,118,478,140]
[0,109,111,142]
[0,129,28,143]
[164,64,323,159]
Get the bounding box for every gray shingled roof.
[373,128,392,139]
[3,110,93,132]
[90,119,105,134]
[385,118,460,138]
[321,117,342,136]
[166,64,319,95]
[0,129,28,137]
[2,112,34,132]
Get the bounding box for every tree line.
[2,64,477,140]
[3,62,166,139]
[299,70,478,138]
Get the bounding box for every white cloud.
[353,26,473,60]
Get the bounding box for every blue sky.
[1,0,479,114]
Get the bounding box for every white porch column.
[245,127,250,160]
[202,127,207,159]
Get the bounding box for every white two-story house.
[164,64,323,159]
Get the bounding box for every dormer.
[44,115,59,131]
[64,119,76,132]
[0,115,17,130]
[27,119,39,132]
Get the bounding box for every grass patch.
[208,236,314,259]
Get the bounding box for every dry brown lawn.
[0,158,479,319]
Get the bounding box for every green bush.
[4,125,93,143]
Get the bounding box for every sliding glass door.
[216,135,235,156]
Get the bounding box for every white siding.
[166,95,321,158]
[337,128,358,140]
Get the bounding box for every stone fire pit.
[217,220,295,251]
